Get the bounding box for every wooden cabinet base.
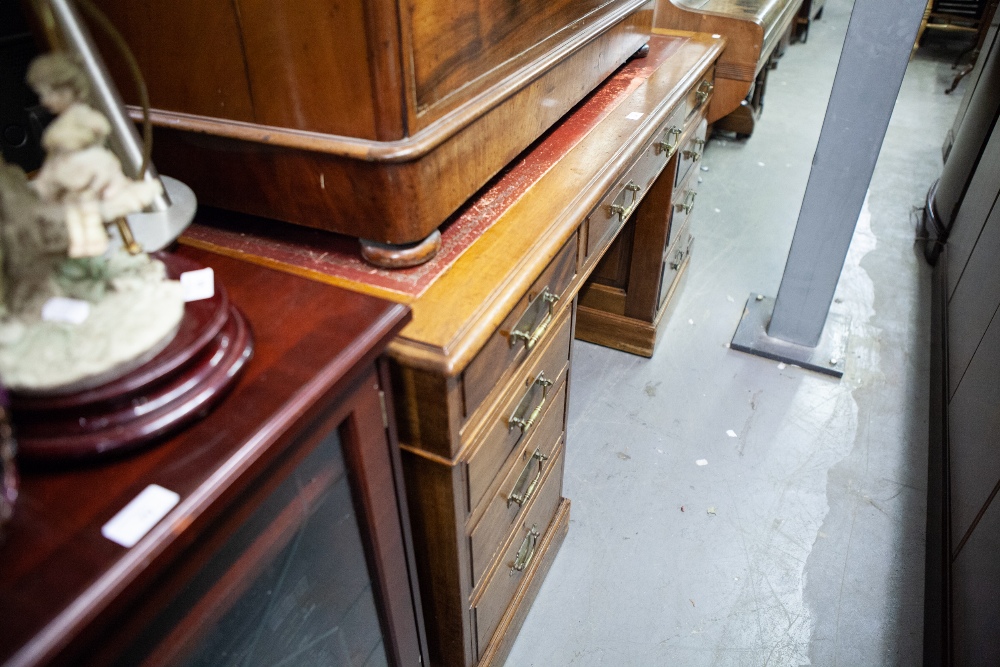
[576,251,691,357]
[476,498,570,667]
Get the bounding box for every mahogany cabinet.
[0,252,425,667]
[89,0,654,249]
[179,32,723,667]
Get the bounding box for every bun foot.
[632,42,650,59]
[360,230,442,268]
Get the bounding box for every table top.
[181,32,725,377]
[0,248,410,667]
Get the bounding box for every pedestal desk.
[182,32,723,667]
[0,252,425,667]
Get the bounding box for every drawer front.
[682,70,715,123]
[471,444,565,654]
[468,382,567,587]
[670,155,701,250]
[465,307,572,513]
[463,234,576,424]
[586,109,686,262]
[675,118,708,189]
[659,220,694,310]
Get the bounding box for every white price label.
[41,297,90,325]
[180,267,215,302]
[625,111,644,121]
[101,484,180,548]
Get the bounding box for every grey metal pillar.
[731,0,928,377]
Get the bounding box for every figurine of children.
[26,52,160,258]
[0,52,183,393]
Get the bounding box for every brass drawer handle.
[609,181,641,222]
[508,372,553,435]
[676,190,697,215]
[510,525,540,576]
[696,80,714,105]
[508,448,549,508]
[509,288,560,350]
[656,126,683,157]
[683,138,705,162]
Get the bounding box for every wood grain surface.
[0,250,416,667]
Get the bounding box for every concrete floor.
[504,1,967,665]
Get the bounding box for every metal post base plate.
[730,294,850,377]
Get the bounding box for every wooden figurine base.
[12,254,254,463]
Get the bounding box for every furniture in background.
[925,19,1000,666]
[922,8,1000,263]
[182,32,723,666]
[915,0,992,47]
[795,0,826,42]
[0,252,425,667]
[652,0,805,137]
[89,0,653,265]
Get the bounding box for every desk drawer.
[585,116,678,260]
[659,220,693,311]
[675,118,708,189]
[471,444,565,654]
[468,382,566,587]
[463,234,576,425]
[465,307,571,513]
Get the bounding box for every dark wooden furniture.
[795,0,826,42]
[182,32,723,667]
[88,0,653,263]
[652,0,804,137]
[576,54,709,357]
[925,23,1000,666]
[0,251,425,667]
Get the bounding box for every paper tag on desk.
[180,267,215,302]
[625,111,644,121]
[41,297,90,324]
[102,484,180,548]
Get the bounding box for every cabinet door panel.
[947,191,1000,400]
[949,306,1000,549]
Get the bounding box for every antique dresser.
[90,0,654,263]
[182,32,723,666]
[0,254,425,667]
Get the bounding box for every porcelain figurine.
[0,53,184,394]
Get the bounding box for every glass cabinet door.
[120,428,389,667]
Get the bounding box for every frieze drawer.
[463,234,576,425]
[585,112,681,261]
